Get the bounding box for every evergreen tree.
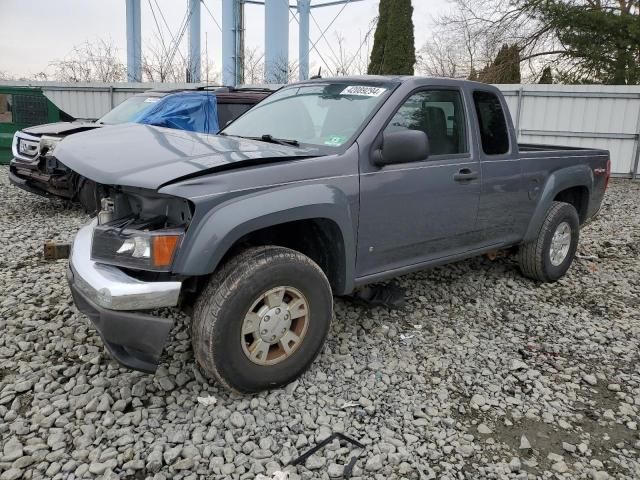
[368,0,392,74]
[368,0,416,75]
[525,0,639,84]
[380,0,416,75]
[477,44,521,83]
[538,66,553,84]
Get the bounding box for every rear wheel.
[518,201,580,282]
[192,246,333,393]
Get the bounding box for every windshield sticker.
[324,135,347,146]
[341,85,386,97]
[144,97,161,103]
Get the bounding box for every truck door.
[472,90,523,245]
[356,87,482,279]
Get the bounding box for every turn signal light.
[152,235,181,267]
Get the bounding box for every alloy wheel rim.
[241,286,309,365]
[549,221,572,266]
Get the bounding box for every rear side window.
[473,91,509,155]
[385,89,467,156]
[217,103,254,128]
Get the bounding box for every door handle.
[453,168,479,182]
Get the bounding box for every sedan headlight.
[39,135,61,157]
[91,225,183,272]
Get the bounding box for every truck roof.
[292,74,494,89]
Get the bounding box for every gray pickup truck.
[58,76,610,393]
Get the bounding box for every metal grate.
[13,94,49,125]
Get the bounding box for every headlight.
[39,136,61,157]
[91,225,183,272]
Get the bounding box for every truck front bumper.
[67,220,182,372]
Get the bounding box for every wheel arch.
[173,184,356,295]
[523,165,593,243]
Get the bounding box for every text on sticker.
[341,85,386,97]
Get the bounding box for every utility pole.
[125,0,142,82]
[265,0,289,84]
[297,0,311,81]
[188,0,201,82]
[294,0,364,81]
[222,0,244,86]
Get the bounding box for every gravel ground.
[0,165,639,480]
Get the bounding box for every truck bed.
[518,143,604,153]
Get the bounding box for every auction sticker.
[341,85,386,97]
[324,135,348,146]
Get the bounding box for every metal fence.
[0,81,209,120]
[497,84,640,179]
[2,81,639,178]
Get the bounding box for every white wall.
[497,84,640,178]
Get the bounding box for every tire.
[518,201,580,282]
[75,176,101,214]
[192,246,333,393]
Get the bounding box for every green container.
[0,86,63,164]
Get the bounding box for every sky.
[0,0,450,79]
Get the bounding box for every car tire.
[75,175,101,214]
[518,201,580,282]
[192,246,333,393]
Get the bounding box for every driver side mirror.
[373,129,429,166]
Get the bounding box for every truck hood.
[54,123,317,190]
[22,121,101,136]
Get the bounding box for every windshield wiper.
[252,134,300,147]
[220,133,300,147]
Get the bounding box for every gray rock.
[89,462,109,475]
[365,454,383,472]
[305,455,326,470]
[552,461,568,473]
[477,423,492,435]
[2,438,23,462]
[229,412,245,428]
[13,380,34,393]
[0,468,23,480]
[519,435,531,450]
[328,463,344,478]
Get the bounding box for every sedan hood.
[23,121,101,136]
[54,123,316,190]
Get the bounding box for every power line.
[153,0,188,64]
[200,0,222,32]
[147,0,171,67]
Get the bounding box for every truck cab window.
[385,89,467,156]
[473,91,509,155]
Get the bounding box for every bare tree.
[142,34,189,82]
[418,0,558,81]
[243,47,265,84]
[50,39,126,82]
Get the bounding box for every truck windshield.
[98,95,163,125]
[221,83,394,148]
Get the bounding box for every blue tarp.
[134,92,219,134]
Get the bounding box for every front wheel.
[518,201,580,282]
[192,246,333,393]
